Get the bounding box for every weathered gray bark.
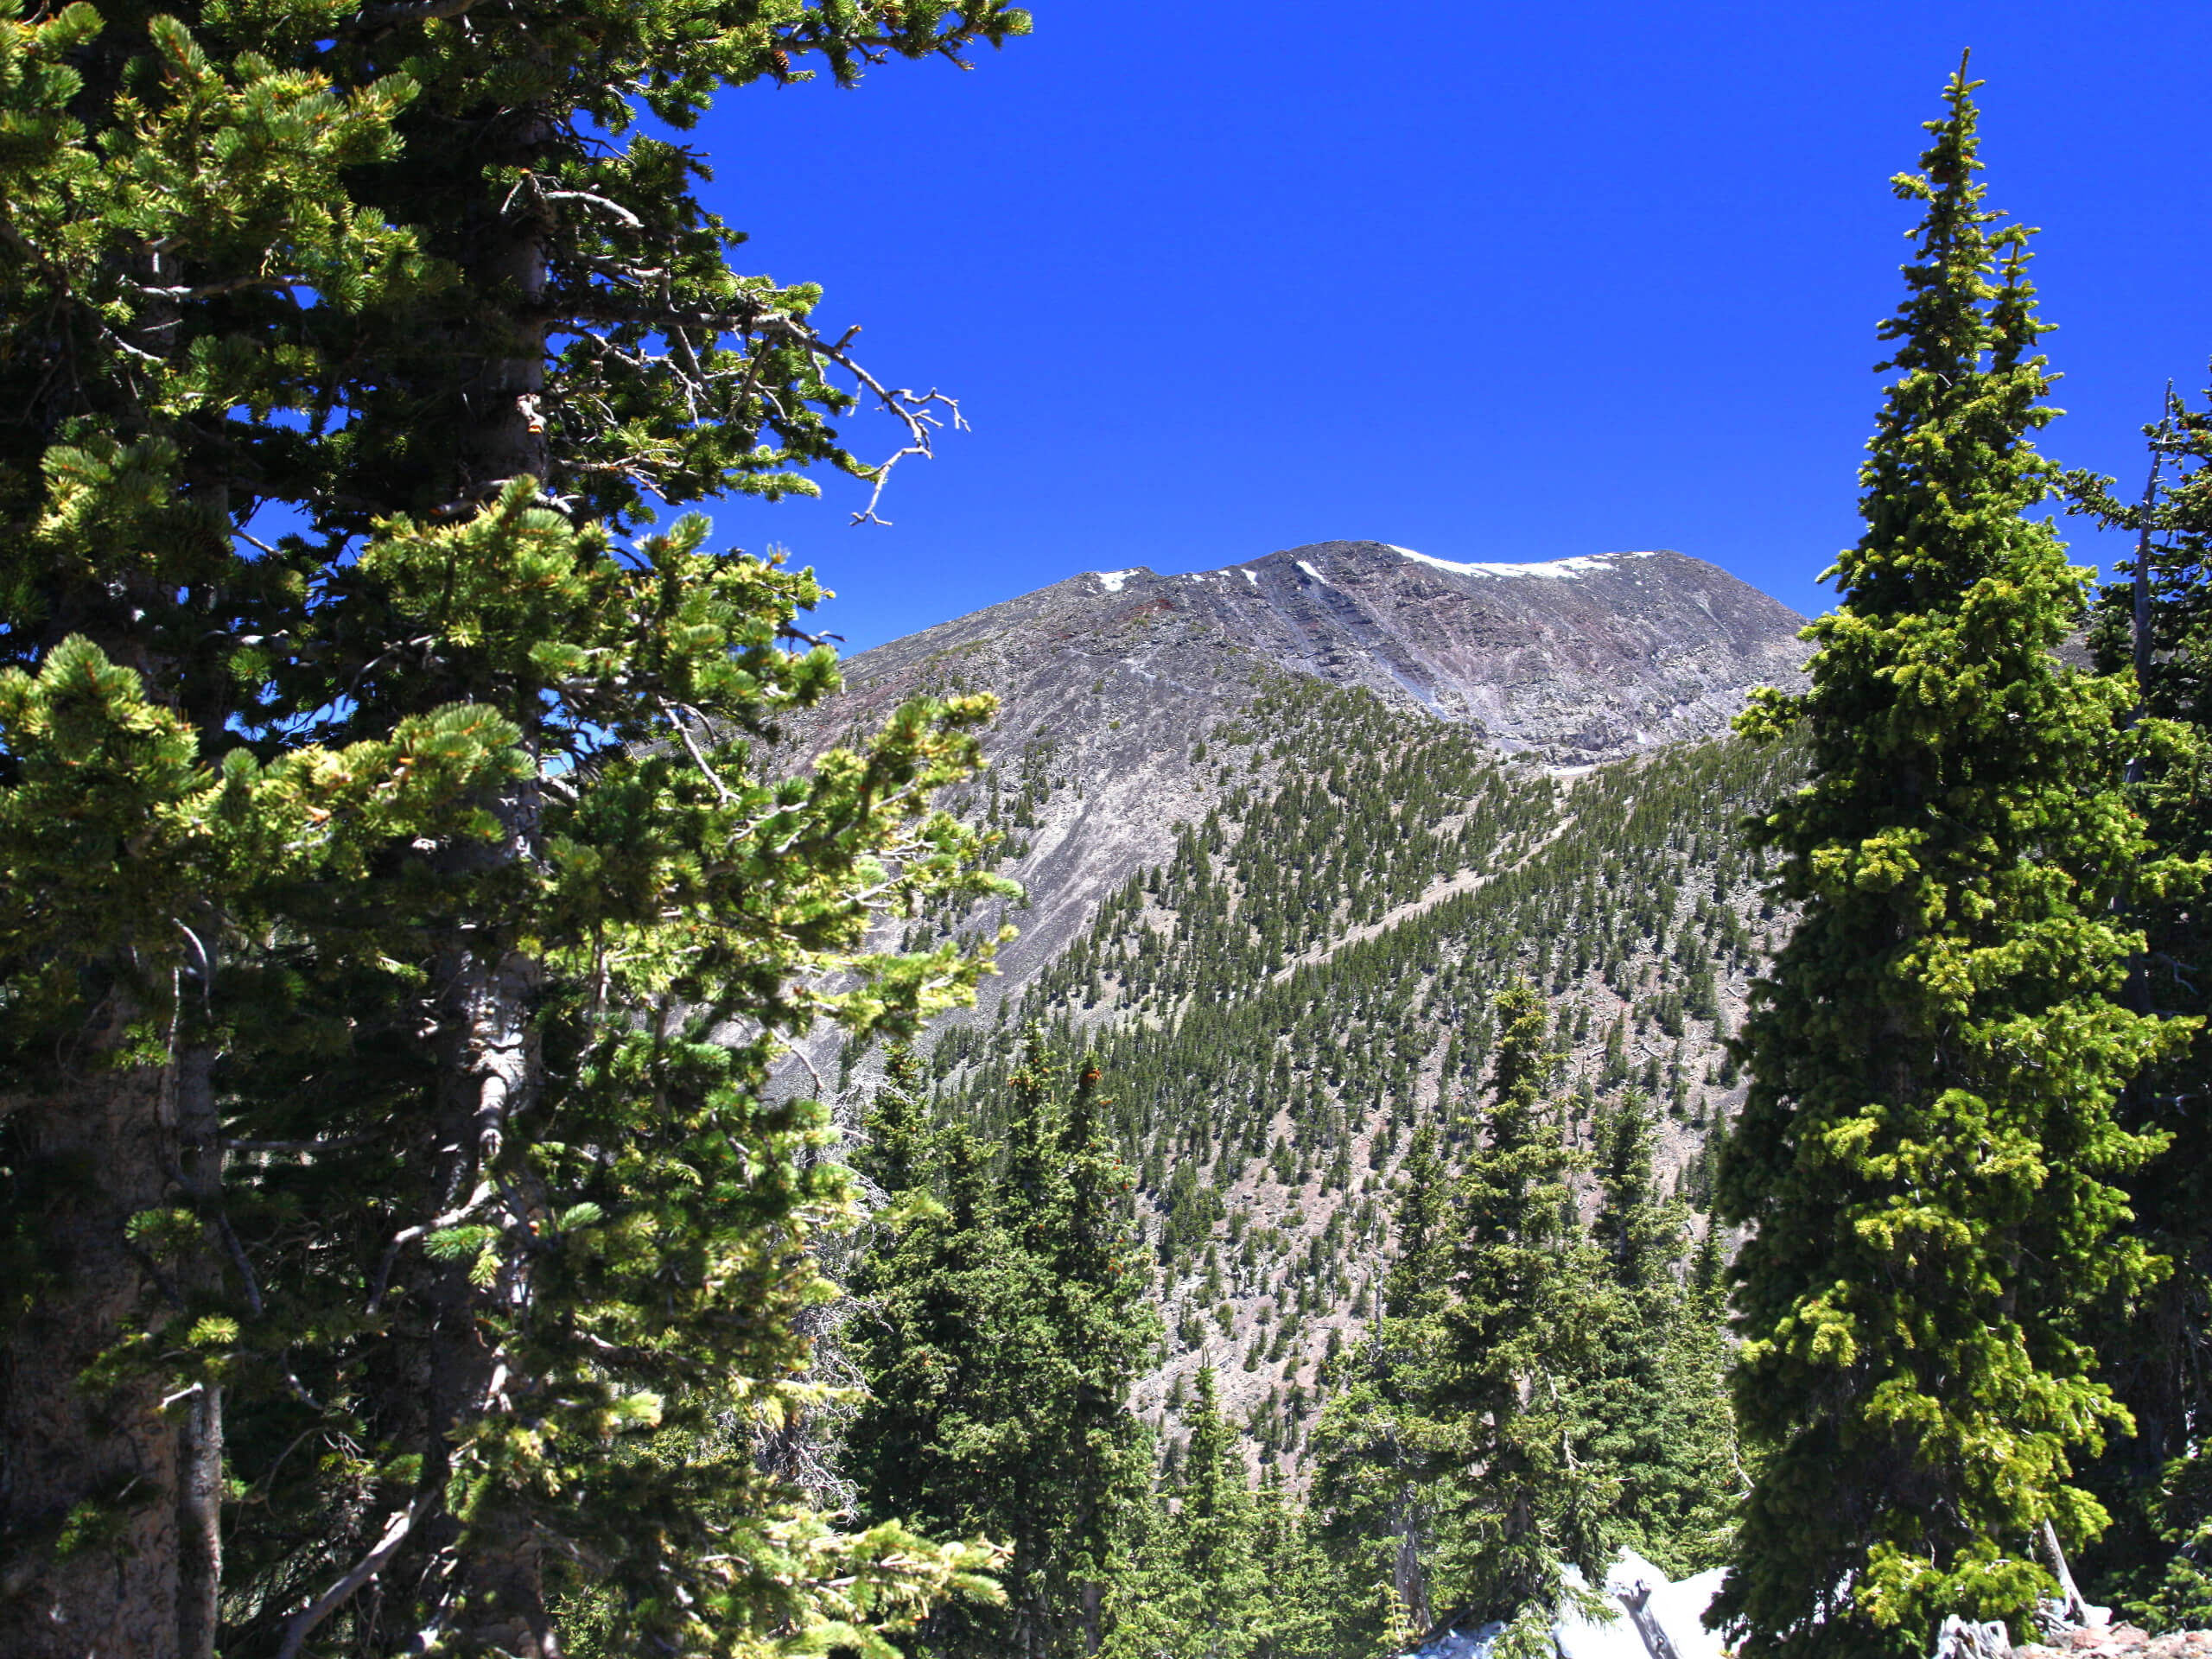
[1617,1579,1683,1659]
[2037,1517,2092,1627]
[171,1046,226,1659]
[417,935,550,1658]
[1389,1484,1430,1632]
[353,126,560,1652]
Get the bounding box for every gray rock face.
[836,540,1806,765]
[791,539,1808,1013]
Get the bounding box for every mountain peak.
[863,539,1806,765]
[788,536,1808,1125]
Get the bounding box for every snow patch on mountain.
[1390,546,1662,582]
[1402,1549,1726,1659]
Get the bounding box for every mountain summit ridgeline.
[830,539,1806,767]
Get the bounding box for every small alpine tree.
[1585,1090,1738,1576]
[1103,1364,1266,1659]
[1429,980,1616,1639]
[1713,59,2187,1657]
[1310,1116,1452,1638]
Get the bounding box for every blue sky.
[691,2,2210,653]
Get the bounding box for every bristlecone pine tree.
[0,3,1031,1657]
[2063,378,2212,1628]
[1713,59,2189,1659]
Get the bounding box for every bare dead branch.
[273,1491,435,1659]
[662,700,737,805]
[543,188,644,231]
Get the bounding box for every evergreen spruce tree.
[849,1034,1157,1659]
[0,3,1031,1655]
[2063,378,2212,1625]
[1103,1365,1268,1659]
[849,1125,1029,1654]
[1713,60,2185,1657]
[1248,1470,1343,1659]
[1585,1090,1738,1576]
[1430,981,1616,1638]
[861,1042,936,1198]
[1053,1052,1161,1649]
[1310,1118,1452,1637]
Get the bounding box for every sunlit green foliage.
[2064,378,2212,1629]
[0,3,1030,1655]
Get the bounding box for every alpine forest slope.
[803,542,1813,1473]
[802,538,1807,1001]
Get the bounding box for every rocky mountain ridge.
[796,540,1807,1007]
[829,538,1804,764]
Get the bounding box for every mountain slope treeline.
[858,675,1789,1649]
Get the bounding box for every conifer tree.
[1103,1365,1266,1659]
[862,1042,936,1198]
[1054,1051,1160,1649]
[1247,1471,1344,1659]
[849,1126,1029,1654]
[2063,378,2212,1625]
[1311,1118,1452,1636]
[1586,1091,1738,1576]
[849,1035,1156,1659]
[1713,60,2184,1657]
[1430,981,1615,1637]
[0,3,1031,1655]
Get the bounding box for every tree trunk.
[0,1018,198,1659]
[422,938,550,1657]
[2037,1518,2093,1627]
[1617,1580,1683,1659]
[358,87,560,1655]
[172,1046,226,1659]
[1389,1484,1429,1632]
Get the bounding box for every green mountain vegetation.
[1712,65,2183,1658]
[923,676,1784,1367]
[880,671,1787,1646]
